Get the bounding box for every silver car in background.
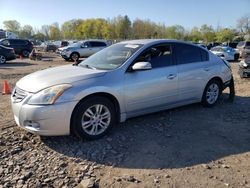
[60,40,108,61]
[11,39,233,140]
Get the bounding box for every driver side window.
[135,44,173,68]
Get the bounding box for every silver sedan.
[11,39,233,140]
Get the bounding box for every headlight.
[28,84,72,105]
[241,61,248,68]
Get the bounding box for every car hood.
[16,65,107,93]
[0,45,13,50]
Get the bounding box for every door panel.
[177,61,212,101]
[124,66,178,115]
[175,43,212,101]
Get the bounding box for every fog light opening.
[24,120,40,129]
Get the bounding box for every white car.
[60,40,108,61]
[210,46,239,61]
[11,39,234,140]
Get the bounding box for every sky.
[0,0,249,30]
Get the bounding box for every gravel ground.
[0,54,250,188]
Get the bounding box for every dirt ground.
[0,54,250,188]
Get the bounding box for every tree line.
[2,15,250,43]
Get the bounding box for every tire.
[0,55,6,64]
[202,79,222,107]
[71,96,116,140]
[22,50,30,57]
[70,52,79,62]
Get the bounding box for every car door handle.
[204,67,210,71]
[167,74,176,80]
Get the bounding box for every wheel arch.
[70,92,121,134]
[207,76,223,90]
[71,51,80,57]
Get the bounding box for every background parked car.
[210,46,239,61]
[0,39,33,57]
[236,41,250,57]
[0,45,16,64]
[60,40,108,61]
[238,52,250,78]
[41,42,58,52]
[207,42,222,50]
[222,42,238,49]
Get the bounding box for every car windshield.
[79,43,143,70]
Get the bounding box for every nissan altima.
[11,39,233,140]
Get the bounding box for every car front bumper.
[61,51,71,58]
[6,53,16,61]
[11,92,78,136]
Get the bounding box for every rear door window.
[89,41,107,47]
[175,43,205,64]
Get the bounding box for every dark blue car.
[0,45,16,64]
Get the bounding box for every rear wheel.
[22,50,30,57]
[202,79,222,107]
[71,97,116,140]
[0,55,6,64]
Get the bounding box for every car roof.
[79,39,107,43]
[119,39,180,45]
[118,39,210,51]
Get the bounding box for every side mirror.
[81,45,88,48]
[132,62,152,71]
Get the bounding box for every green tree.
[19,25,33,39]
[41,25,50,39]
[165,25,185,40]
[216,28,235,42]
[32,32,46,41]
[132,19,159,39]
[49,23,61,40]
[3,20,21,34]
[200,24,215,43]
[188,27,202,42]
[114,15,132,39]
[61,19,84,39]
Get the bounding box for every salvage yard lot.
[0,54,250,188]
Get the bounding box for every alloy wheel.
[206,83,219,104]
[81,104,111,136]
[0,55,6,64]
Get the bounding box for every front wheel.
[0,55,6,64]
[202,80,222,107]
[70,53,79,62]
[71,97,116,140]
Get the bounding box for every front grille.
[12,87,27,103]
